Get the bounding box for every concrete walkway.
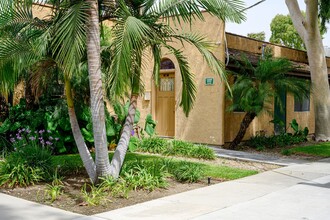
[0,155,329,220]
[208,146,309,165]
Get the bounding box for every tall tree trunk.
[228,112,256,150]
[109,94,138,179]
[64,76,97,183]
[86,0,111,178]
[286,0,330,141]
[305,36,330,141]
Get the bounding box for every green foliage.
[128,136,141,152]
[138,137,215,160]
[281,149,292,156]
[44,170,64,202]
[0,160,43,187]
[165,140,216,160]
[121,159,169,191]
[270,12,326,50]
[270,14,306,50]
[247,119,308,150]
[139,137,169,154]
[290,119,309,137]
[286,142,330,157]
[170,161,204,183]
[15,145,53,175]
[99,176,130,199]
[0,134,10,156]
[107,0,245,117]
[143,114,157,137]
[0,136,55,187]
[247,32,265,41]
[81,184,110,206]
[319,0,330,32]
[228,54,309,116]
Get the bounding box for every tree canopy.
[247,32,265,41]
[269,14,306,50]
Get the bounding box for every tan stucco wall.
[174,15,225,145]
[137,13,226,145]
[286,93,315,134]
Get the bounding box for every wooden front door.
[155,72,175,136]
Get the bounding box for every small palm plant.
[227,53,310,149]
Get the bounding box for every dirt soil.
[0,157,279,216]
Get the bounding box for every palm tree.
[227,54,310,150]
[85,0,112,178]
[106,0,246,178]
[0,0,98,182]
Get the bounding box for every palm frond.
[171,32,229,89]
[51,1,89,77]
[165,45,196,116]
[148,0,204,24]
[151,44,162,86]
[147,0,245,25]
[228,54,309,115]
[197,0,246,23]
[108,1,154,97]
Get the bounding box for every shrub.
[247,120,308,150]
[81,184,110,206]
[170,161,204,183]
[128,136,141,152]
[99,176,131,199]
[0,160,44,187]
[120,159,168,191]
[138,138,216,160]
[44,168,64,202]
[164,140,193,157]
[0,138,53,187]
[188,144,216,160]
[138,137,168,154]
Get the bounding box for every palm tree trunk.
[64,76,97,183]
[109,94,138,178]
[24,77,35,110]
[228,112,256,150]
[86,0,111,178]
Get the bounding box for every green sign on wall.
[205,77,214,86]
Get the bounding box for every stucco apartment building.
[31,5,330,146]
[136,13,330,146]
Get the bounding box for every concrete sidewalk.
[0,157,329,220]
[0,192,83,220]
[208,146,309,165]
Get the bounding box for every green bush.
[0,160,44,187]
[81,184,109,206]
[121,159,168,191]
[138,137,168,154]
[138,138,216,160]
[164,140,193,157]
[247,132,307,150]
[128,136,141,152]
[0,139,54,187]
[190,145,216,159]
[170,161,204,183]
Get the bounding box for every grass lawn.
[52,152,257,181]
[288,142,330,157]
